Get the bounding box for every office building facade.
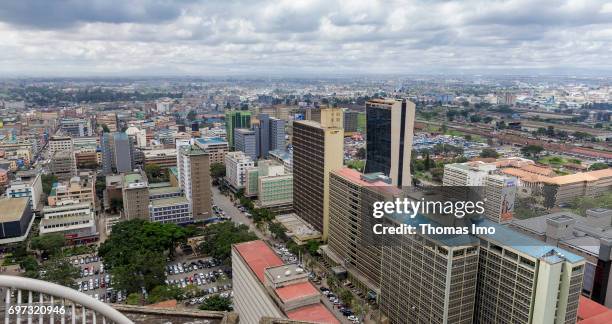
[327,168,398,295]
[121,171,150,220]
[178,145,212,221]
[195,137,229,165]
[292,108,343,240]
[235,128,258,161]
[364,98,416,187]
[225,151,255,190]
[225,110,251,149]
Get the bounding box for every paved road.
[211,186,264,239]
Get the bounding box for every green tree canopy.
[198,222,257,264]
[199,295,232,312]
[210,163,226,179]
[98,220,187,293]
[30,233,65,256]
[590,163,609,171]
[520,145,544,159]
[28,258,81,288]
[479,148,499,159]
[41,174,58,195]
[147,285,183,304]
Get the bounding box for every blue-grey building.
[255,114,286,159]
[234,128,257,161]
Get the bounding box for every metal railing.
[0,276,132,324]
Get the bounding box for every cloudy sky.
[1,0,612,77]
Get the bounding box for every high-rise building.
[194,137,229,165]
[49,150,77,180]
[232,240,339,324]
[343,110,360,133]
[59,118,93,137]
[254,114,286,159]
[234,128,257,161]
[293,108,343,240]
[377,215,585,324]
[443,161,517,223]
[225,151,255,190]
[113,132,133,173]
[177,145,212,221]
[326,168,398,294]
[364,98,416,187]
[97,113,118,132]
[380,215,479,324]
[474,223,584,324]
[101,132,134,174]
[225,110,251,149]
[269,117,286,152]
[48,135,73,156]
[121,170,149,220]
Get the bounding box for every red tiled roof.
[577,296,612,323]
[275,281,319,303]
[286,304,340,324]
[234,240,283,283]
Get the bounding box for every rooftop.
[149,186,181,195]
[285,304,340,324]
[234,240,284,283]
[196,137,227,145]
[476,218,584,263]
[577,296,612,323]
[0,197,29,222]
[275,281,319,303]
[149,196,189,207]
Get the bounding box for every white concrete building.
[40,200,97,244]
[225,151,254,190]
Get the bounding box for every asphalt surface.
[71,254,231,306]
[211,186,264,239]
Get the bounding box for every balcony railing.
[0,275,132,324]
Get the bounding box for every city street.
[211,186,264,239]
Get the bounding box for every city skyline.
[2,0,612,77]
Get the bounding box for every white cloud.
[0,0,611,76]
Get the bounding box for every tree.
[268,222,288,241]
[98,220,188,293]
[590,163,609,171]
[521,145,544,159]
[339,288,354,306]
[147,285,183,304]
[479,148,499,159]
[306,240,321,256]
[110,198,123,213]
[20,256,39,272]
[145,163,161,179]
[198,222,257,264]
[483,116,493,123]
[440,124,448,133]
[430,168,444,183]
[30,234,66,256]
[199,295,232,312]
[210,163,226,179]
[126,293,141,305]
[186,110,197,121]
[469,115,482,123]
[31,258,81,288]
[356,147,366,160]
[41,174,58,195]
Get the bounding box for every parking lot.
[71,254,233,307]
